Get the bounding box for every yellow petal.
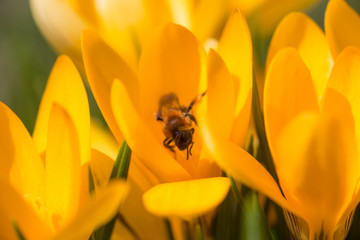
[68,0,99,27]
[138,23,205,127]
[89,148,166,240]
[143,177,230,219]
[217,9,253,146]
[94,0,145,69]
[89,148,114,191]
[90,148,159,195]
[264,48,319,161]
[82,30,138,143]
[45,104,81,229]
[206,49,235,139]
[266,12,332,100]
[325,0,360,59]
[53,180,128,240]
[33,55,90,165]
[90,119,120,160]
[30,0,87,69]
[0,179,51,240]
[0,102,45,201]
[111,79,191,182]
[118,175,168,240]
[276,110,358,237]
[326,47,360,155]
[167,0,192,29]
[198,117,300,217]
[190,0,232,41]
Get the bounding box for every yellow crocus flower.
[0,55,127,240]
[30,0,233,71]
[81,9,252,220]
[30,0,320,71]
[198,10,360,240]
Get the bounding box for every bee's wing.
[157,93,181,119]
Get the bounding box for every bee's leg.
[186,142,194,160]
[185,91,207,114]
[163,137,175,153]
[186,146,189,160]
[156,113,164,122]
[189,142,194,156]
[190,128,195,134]
[187,114,198,125]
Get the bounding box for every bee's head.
[175,129,194,151]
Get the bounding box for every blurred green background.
[0,0,359,134]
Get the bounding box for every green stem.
[165,219,174,240]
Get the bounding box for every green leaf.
[109,140,126,179]
[12,221,26,240]
[92,140,132,240]
[214,190,241,240]
[117,142,131,179]
[88,164,95,195]
[240,192,273,240]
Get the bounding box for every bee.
[156,91,206,160]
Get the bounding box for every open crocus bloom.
[30,0,320,71]
[30,0,234,70]
[0,55,127,240]
[325,0,360,60]
[82,9,252,219]
[199,10,360,240]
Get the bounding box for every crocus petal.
[94,0,146,68]
[0,179,51,240]
[82,30,139,143]
[138,23,205,127]
[90,119,120,159]
[111,79,191,182]
[326,47,360,154]
[276,110,358,237]
[67,0,99,27]
[206,49,235,139]
[264,48,319,162]
[217,9,252,146]
[52,180,128,240]
[0,102,45,201]
[325,0,360,59]
[266,12,332,100]
[120,176,168,240]
[89,148,166,239]
[143,177,230,219]
[198,118,300,217]
[45,104,81,229]
[33,55,90,165]
[190,0,232,41]
[30,0,87,69]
